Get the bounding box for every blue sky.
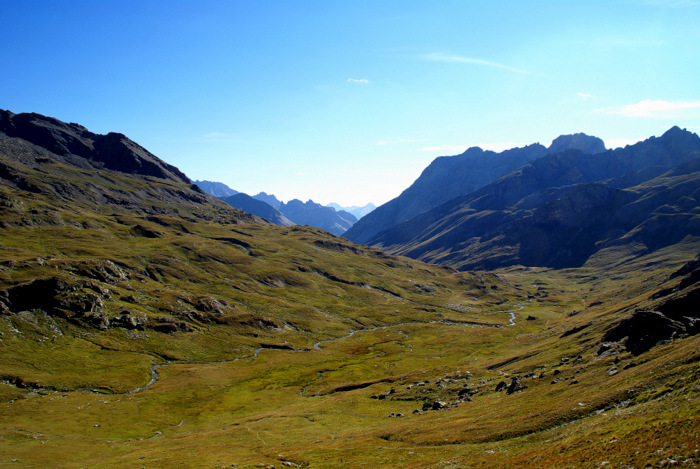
[3,1,700,206]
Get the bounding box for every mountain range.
[194,182,358,236]
[327,202,376,219]
[344,133,606,245]
[1,109,699,467]
[357,127,700,270]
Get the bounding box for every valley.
[1,111,698,468]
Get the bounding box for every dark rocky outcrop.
[602,309,686,355]
[604,254,700,354]
[506,377,527,394]
[0,110,189,184]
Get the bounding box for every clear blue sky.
[3,1,699,206]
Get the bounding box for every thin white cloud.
[577,92,593,100]
[347,78,370,84]
[597,99,700,118]
[204,132,237,139]
[375,138,430,146]
[422,52,532,75]
[203,132,239,143]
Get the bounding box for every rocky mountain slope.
[344,133,605,244]
[367,127,700,270]
[1,110,190,184]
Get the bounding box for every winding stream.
[7,305,523,397]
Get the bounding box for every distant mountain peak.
[548,133,606,155]
[193,180,238,198]
[460,146,485,156]
[253,192,282,209]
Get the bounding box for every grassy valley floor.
[1,243,699,468]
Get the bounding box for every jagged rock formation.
[253,192,283,209]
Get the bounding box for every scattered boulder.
[371,388,396,400]
[457,386,475,398]
[495,381,507,392]
[431,400,447,410]
[506,378,527,395]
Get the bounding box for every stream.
[6,305,523,398]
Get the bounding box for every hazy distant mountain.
[193,180,238,198]
[280,199,357,236]
[253,192,282,209]
[344,133,605,245]
[195,182,358,235]
[220,193,294,226]
[327,202,376,219]
[368,127,700,270]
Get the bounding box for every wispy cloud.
[375,138,430,146]
[421,52,532,75]
[347,78,370,84]
[203,132,238,142]
[597,99,700,118]
[577,92,593,100]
